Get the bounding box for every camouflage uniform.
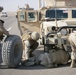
[0,6,9,40]
[69,31,76,67]
[0,20,9,39]
[22,32,40,60]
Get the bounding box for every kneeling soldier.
[22,32,40,60]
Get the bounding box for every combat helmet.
[31,32,40,40]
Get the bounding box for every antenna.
[38,0,45,9]
[38,0,41,10]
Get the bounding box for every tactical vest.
[0,20,9,36]
[22,33,36,49]
[28,37,36,48]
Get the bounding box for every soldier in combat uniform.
[0,6,9,40]
[22,32,40,60]
[69,31,76,68]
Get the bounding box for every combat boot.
[29,52,34,57]
[70,59,76,68]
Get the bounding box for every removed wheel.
[2,35,23,68]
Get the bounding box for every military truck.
[17,0,76,35]
[17,4,40,35]
[17,0,76,52]
[40,7,76,52]
[39,0,76,52]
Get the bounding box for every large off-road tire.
[2,35,23,68]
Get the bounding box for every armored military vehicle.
[17,0,76,52]
[39,0,76,52]
[17,4,40,35]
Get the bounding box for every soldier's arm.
[0,26,9,35]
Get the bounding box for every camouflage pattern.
[70,59,76,68]
[21,33,31,42]
[38,50,69,68]
[21,33,31,50]
[22,32,39,60]
[22,33,31,60]
[68,31,76,67]
[0,6,9,37]
[22,41,30,60]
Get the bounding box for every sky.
[0,0,38,12]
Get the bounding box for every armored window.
[46,10,55,18]
[19,12,25,21]
[72,10,76,18]
[27,11,38,22]
[57,10,68,18]
[46,9,68,19]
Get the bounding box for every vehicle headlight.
[52,26,56,31]
[60,29,67,35]
[47,26,56,32]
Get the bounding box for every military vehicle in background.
[17,4,40,35]
[17,0,76,52]
[0,12,8,17]
[17,0,76,34]
[39,0,76,52]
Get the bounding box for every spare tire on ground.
[1,35,23,68]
